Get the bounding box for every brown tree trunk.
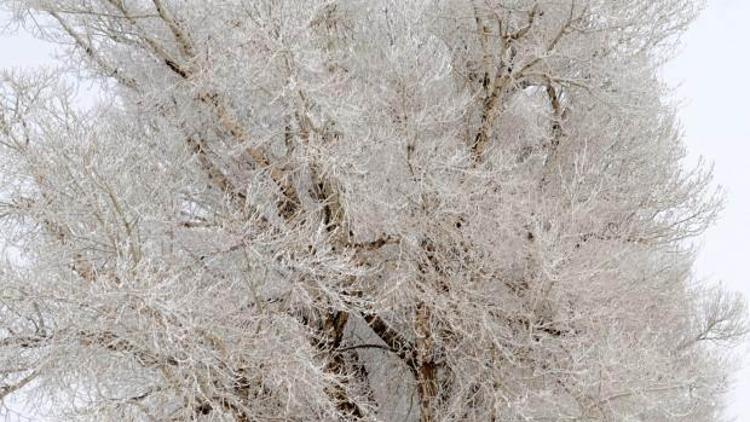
[415,302,438,422]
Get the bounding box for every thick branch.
[150,0,195,58]
[362,313,418,373]
[0,370,38,402]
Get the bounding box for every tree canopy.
[0,1,746,421]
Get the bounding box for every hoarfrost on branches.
[0,0,746,421]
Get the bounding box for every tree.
[0,0,746,420]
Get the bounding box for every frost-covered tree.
[0,1,747,421]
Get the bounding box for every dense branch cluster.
[0,1,746,421]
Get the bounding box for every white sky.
[1,1,749,420]
[664,0,750,419]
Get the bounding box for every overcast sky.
[1,1,749,420]
[664,0,750,419]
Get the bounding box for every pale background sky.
[1,1,749,420]
[664,0,750,419]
